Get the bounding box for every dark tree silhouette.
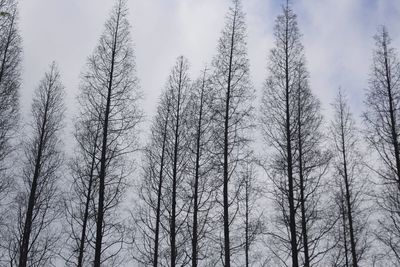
[64,112,101,266]
[363,26,400,265]
[211,0,254,265]
[330,90,369,267]
[0,0,21,200]
[16,62,65,267]
[134,91,172,266]
[135,56,192,267]
[261,3,331,266]
[260,3,303,266]
[260,3,301,265]
[75,0,142,265]
[164,56,192,267]
[187,67,218,267]
[293,62,332,266]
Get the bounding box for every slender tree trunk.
[340,188,349,267]
[77,172,94,267]
[245,177,249,267]
[170,60,183,267]
[153,107,170,267]
[223,8,237,267]
[297,86,310,267]
[192,71,206,267]
[284,8,299,266]
[18,94,50,267]
[93,9,120,267]
[77,129,99,267]
[339,105,358,267]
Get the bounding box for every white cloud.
[295,0,400,118]
[18,0,400,130]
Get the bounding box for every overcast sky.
[18,0,400,136]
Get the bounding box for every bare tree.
[186,67,218,267]
[330,90,370,267]
[260,3,302,266]
[73,0,143,266]
[9,62,65,267]
[163,56,192,267]
[0,0,21,199]
[293,62,332,266]
[135,56,192,267]
[363,26,400,265]
[135,63,219,267]
[134,91,172,266]
[63,113,101,266]
[211,0,254,265]
[261,3,332,266]
[329,184,351,267]
[237,158,264,267]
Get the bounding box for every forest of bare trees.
[0,0,400,266]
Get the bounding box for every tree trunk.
[245,177,249,267]
[339,103,358,267]
[222,7,237,267]
[340,187,349,267]
[93,8,120,267]
[18,91,50,267]
[192,71,206,267]
[153,106,170,267]
[284,7,299,266]
[297,84,310,267]
[77,128,99,267]
[170,59,184,267]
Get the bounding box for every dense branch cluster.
[0,0,399,266]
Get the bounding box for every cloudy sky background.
[18,0,400,141]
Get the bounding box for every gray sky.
[14,1,400,265]
[18,0,400,134]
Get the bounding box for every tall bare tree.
[164,56,192,267]
[76,0,142,265]
[134,90,172,266]
[363,26,400,265]
[13,62,65,267]
[260,3,302,266]
[187,67,218,267]
[135,64,218,267]
[293,62,332,266]
[135,56,192,267]
[211,0,254,265]
[64,112,101,266]
[261,3,332,266]
[330,90,370,267]
[0,0,21,199]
